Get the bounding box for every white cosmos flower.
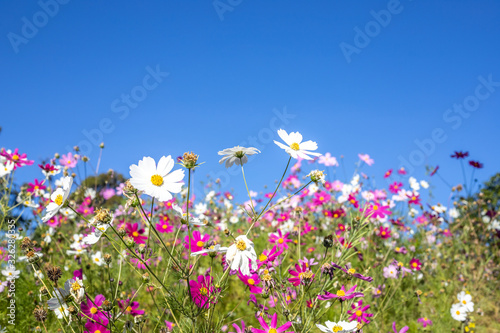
[2,268,20,280]
[274,129,321,160]
[225,235,257,276]
[91,251,104,266]
[0,161,14,177]
[129,156,184,202]
[41,176,73,222]
[450,303,468,321]
[316,320,358,333]
[457,291,474,312]
[54,304,69,319]
[83,223,110,245]
[218,146,260,168]
[172,204,206,227]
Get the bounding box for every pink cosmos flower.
[364,203,391,219]
[258,246,283,268]
[288,262,313,286]
[378,226,391,239]
[27,179,46,195]
[318,152,338,166]
[126,223,148,244]
[348,194,359,208]
[237,271,263,294]
[318,284,364,302]
[0,148,34,169]
[118,299,145,316]
[331,180,344,191]
[384,169,393,178]
[358,153,374,166]
[46,215,63,228]
[407,193,421,205]
[417,317,432,328]
[101,188,116,200]
[313,191,331,206]
[409,258,422,271]
[389,182,403,194]
[415,215,428,225]
[347,300,374,323]
[189,274,214,309]
[383,265,398,279]
[269,229,293,250]
[184,230,210,253]
[397,167,407,175]
[81,294,108,323]
[60,152,79,168]
[251,313,293,333]
[156,219,173,233]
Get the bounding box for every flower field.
[1,129,499,333]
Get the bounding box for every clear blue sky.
[1,0,499,204]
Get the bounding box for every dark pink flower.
[126,223,147,244]
[318,284,364,301]
[184,230,210,253]
[0,148,34,169]
[189,274,214,309]
[237,271,263,294]
[347,300,374,323]
[250,313,293,333]
[118,299,145,317]
[269,229,293,250]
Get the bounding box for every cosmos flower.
[81,294,108,323]
[364,202,391,219]
[126,223,148,244]
[273,129,321,160]
[229,320,248,333]
[378,226,391,239]
[451,151,469,159]
[41,176,73,222]
[318,152,338,166]
[251,313,293,333]
[129,156,185,202]
[450,303,467,321]
[0,160,14,178]
[391,322,409,333]
[39,163,62,177]
[184,230,210,253]
[288,262,314,286]
[257,246,283,268]
[218,146,260,168]
[318,285,364,301]
[417,317,432,328]
[316,320,358,333]
[225,235,258,276]
[269,229,293,250]
[409,258,422,271]
[383,265,398,279]
[468,160,483,169]
[190,244,228,257]
[0,148,34,169]
[118,299,145,317]
[457,291,474,313]
[347,300,373,324]
[189,274,214,309]
[238,271,263,294]
[384,169,393,178]
[60,152,79,168]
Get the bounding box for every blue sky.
[1,0,499,204]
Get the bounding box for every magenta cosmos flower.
[391,321,409,333]
[364,203,391,219]
[229,320,248,333]
[288,262,314,286]
[0,148,34,169]
[184,230,210,253]
[318,285,364,302]
[118,299,145,316]
[84,321,110,333]
[409,258,422,271]
[126,223,147,244]
[347,300,373,324]
[417,317,432,327]
[389,182,403,194]
[189,274,214,309]
[81,294,108,323]
[251,313,294,333]
[258,246,283,268]
[238,271,263,294]
[156,219,173,233]
[27,179,46,194]
[269,229,293,250]
[378,226,391,239]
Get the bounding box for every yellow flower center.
[336,290,346,297]
[456,310,460,315]
[196,241,204,247]
[90,307,98,314]
[34,185,39,190]
[95,258,100,262]
[356,310,362,316]
[162,224,168,229]
[150,174,164,186]
[259,254,268,261]
[462,300,467,304]
[268,329,277,333]
[71,281,81,292]
[286,295,291,301]
[132,231,139,237]
[54,194,64,206]
[381,231,386,235]
[199,287,208,296]
[278,238,284,244]
[247,278,255,285]
[319,196,324,201]
[67,160,72,164]
[290,143,300,151]
[396,247,400,251]
[412,263,418,268]
[347,268,356,274]
[372,205,379,210]
[12,155,19,161]
[95,331,101,333]
[126,306,132,312]
[236,239,247,251]
[332,325,343,332]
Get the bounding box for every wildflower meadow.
[1,128,499,333]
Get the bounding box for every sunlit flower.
[358,153,374,166]
[316,320,358,333]
[251,312,293,333]
[274,129,321,160]
[129,156,184,202]
[41,176,73,222]
[450,303,467,321]
[318,153,338,167]
[225,235,258,276]
[218,146,260,168]
[457,291,474,312]
[59,152,79,168]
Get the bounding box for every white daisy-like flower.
[1,268,20,280]
[450,303,468,321]
[172,204,206,227]
[457,291,474,312]
[129,156,184,202]
[225,235,257,276]
[53,303,69,319]
[41,176,73,222]
[274,129,321,160]
[16,194,38,208]
[307,170,326,184]
[0,161,14,178]
[82,223,110,245]
[316,320,358,333]
[91,251,104,266]
[218,146,260,168]
[42,164,62,177]
[190,244,228,257]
